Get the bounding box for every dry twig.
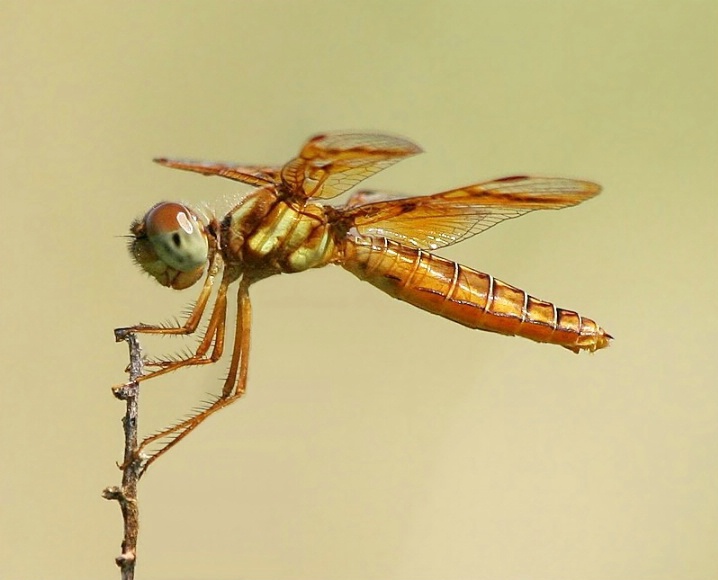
[102,331,144,580]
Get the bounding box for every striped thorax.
[221,187,337,279]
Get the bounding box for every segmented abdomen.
[341,236,610,353]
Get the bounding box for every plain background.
[1,2,717,579]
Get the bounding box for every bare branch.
[103,332,144,580]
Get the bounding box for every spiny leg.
[115,253,221,342]
[134,289,225,373]
[113,267,234,394]
[139,283,229,382]
[137,277,253,475]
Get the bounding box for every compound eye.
[145,202,209,271]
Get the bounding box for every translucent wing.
[338,176,601,250]
[280,132,422,200]
[153,158,281,188]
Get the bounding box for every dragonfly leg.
[115,254,221,341]
[136,278,252,475]
[128,287,229,389]
[113,266,236,393]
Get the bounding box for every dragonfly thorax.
[220,187,337,278]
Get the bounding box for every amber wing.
[336,175,609,352]
[154,132,423,202]
[278,132,422,200]
[153,158,282,188]
[337,175,601,250]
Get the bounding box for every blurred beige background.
[1,1,716,579]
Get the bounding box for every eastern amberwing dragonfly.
[118,131,611,471]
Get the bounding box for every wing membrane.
[280,132,422,200]
[154,158,281,188]
[341,176,601,250]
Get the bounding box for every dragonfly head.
[129,202,209,289]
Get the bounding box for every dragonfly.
[117,131,611,471]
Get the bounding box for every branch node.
[102,485,124,501]
[116,551,136,565]
[104,331,144,579]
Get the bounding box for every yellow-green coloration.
[130,202,209,289]
[120,131,610,481]
[222,188,336,278]
[147,207,208,272]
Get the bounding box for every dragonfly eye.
[130,202,209,289]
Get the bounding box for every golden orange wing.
[153,158,281,188]
[153,132,421,199]
[338,176,601,250]
[280,132,423,200]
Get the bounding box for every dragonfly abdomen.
[341,236,610,353]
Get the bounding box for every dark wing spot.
[494,175,529,182]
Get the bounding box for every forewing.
[342,176,601,250]
[344,189,406,208]
[280,132,422,200]
[153,158,281,188]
